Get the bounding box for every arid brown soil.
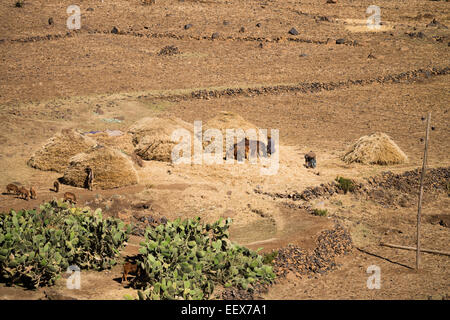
[0,0,449,300]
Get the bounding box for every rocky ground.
[0,0,449,300]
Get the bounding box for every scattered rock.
[160,216,168,224]
[212,32,220,39]
[184,24,193,30]
[223,20,230,26]
[158,45,180,56]
[48,18,54,25]
[426,18,448,29]
[239,27,246,33]
[256,23,262,28]
[43,290,78,300]
[272,224,352,278]
[408,31,426,39]
[94,106,104,115]
[288,27,299,35]
[336,38,346,44]
[317,16,331,23]
[111,26,119,34]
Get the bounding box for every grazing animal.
[230,137,272,161]
[6,183,19,195]
[18,187,30,200]
[85,167,94,191]
[304,151,317,168]
[122,262,140,283]
[30,186,37,199]
[63,192,77,204]
[53,181,59,193]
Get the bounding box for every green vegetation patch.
[262,250,278,265]
[0,201,130,288]
[133,217,275,300]
[335,176,355,194]
[312,209,328,217]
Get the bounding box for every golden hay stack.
[128,117,192,143]
[203,111,263,154]
[204,111,259,134]
[27,129,97,173]
[61,146,138,189]
[128,117,193,162]
[86,131,135,155]
[342,132,408,165]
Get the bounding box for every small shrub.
[262,250,278,265]
[15,1,24,7]
[312,209,328,217]
[336,176,355,194]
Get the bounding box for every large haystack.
[342,132,408,165]
[28,129,97,173]
[204,111,259,134]
[86,130,135,155]
[203,111,263,154]
[61,146,138,189]
[128,117,193,162]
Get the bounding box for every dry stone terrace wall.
[255,167,450,207]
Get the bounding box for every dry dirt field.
[0,0,449,300]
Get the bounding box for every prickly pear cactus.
[0,201,131,288]
[133,217,275,300]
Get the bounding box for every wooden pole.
[416,112,431,270]
[380,243,450,257]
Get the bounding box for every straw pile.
[342,132,408,165]
[128,117,193,162]
[86,131,135,155]
[27,129,97,173]
[61,146,138,189]
[203,111,263,155]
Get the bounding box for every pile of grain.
[203,111,266,155]
[61,146,138,190]
[27,129,97,173]
[342,132,408,165]
[86,131,135,156]
[128,117,193,162]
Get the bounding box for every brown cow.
[63,192,77,204]
[230,137,272,161]
[18,187,30,200]
[6,183,19,195]
[122,262,141,283]
[30,186,37,199]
